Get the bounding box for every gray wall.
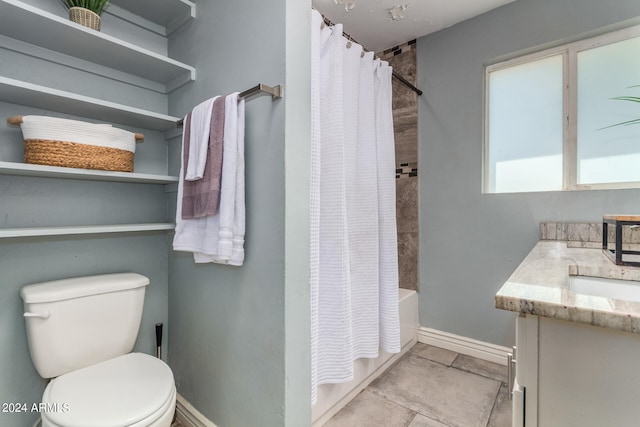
[0,232,169,426]
[417,0,640,347]
[0,7,172,426]
[0,110,169,427]
[0,171,169,427]
[0,1,311,425]
[167,1,310,426]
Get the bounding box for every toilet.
[20,273,176,427]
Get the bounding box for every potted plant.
[603,85,640,129]
[62,0,109,31]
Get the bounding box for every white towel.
[172,113,221,258]
[217,93,240,260]
[374,60,400,354]
[230,99,246,266]
[185,97,215,181]
[173,94,246,267]
[215,93,246,265]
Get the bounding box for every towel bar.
[239,83,282,100]
[176,83,282,128]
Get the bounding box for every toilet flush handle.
[24,311,50,319]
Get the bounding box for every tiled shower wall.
[380,41,418,291]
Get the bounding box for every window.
[485,26,640,193]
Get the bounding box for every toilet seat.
[41,353,175,427]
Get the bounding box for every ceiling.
[312,0,517,52]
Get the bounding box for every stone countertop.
[495,241,640,334]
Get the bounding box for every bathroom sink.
[569,276,640,302]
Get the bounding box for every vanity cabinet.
[513,314,640,427]
[496,241,640,427]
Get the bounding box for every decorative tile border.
[396,162,417,179]
[380,39,416,60]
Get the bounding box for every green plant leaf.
[600,86,640,130]
[599,119,640,130]
[611,96,640,103]
[62,0,108,15]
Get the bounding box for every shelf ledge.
[0,0,195,87]
[0,76,181,130]
[0,161,179,184]
[106,0,196,37]
[0,223,176,239]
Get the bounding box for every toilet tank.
[20,273,150,379]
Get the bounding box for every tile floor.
[325,343,512,427]
[171,343,511,427]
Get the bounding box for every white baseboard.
[418,327,511,366]
[175,393,217,427]
[31,394,213,427]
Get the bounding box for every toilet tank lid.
[20,273,150,304]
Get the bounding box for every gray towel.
[181,95,226,219]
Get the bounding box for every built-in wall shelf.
[0,161,179,184]
[0,1,190,243]
[0,223,176,239]
[108,0,196,37]
[0,76,181,130]
[0,0,195,91]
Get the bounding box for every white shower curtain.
[310,9,400,404]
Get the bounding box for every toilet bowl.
[41,353,175,427]
[21,273,176,427]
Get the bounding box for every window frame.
[484,25,640,193]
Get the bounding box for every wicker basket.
[68,7,101,31]
[7,116,143,173]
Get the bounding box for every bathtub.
[311,288,418,426]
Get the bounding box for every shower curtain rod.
[176,83,282,127]
[319,13,423,96]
